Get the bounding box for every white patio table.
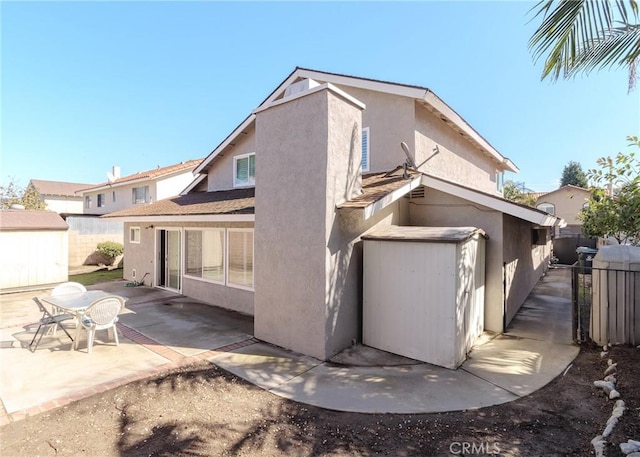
[41,290,126,350]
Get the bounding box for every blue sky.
[1,1,638,192]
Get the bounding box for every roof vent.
[283,78,320,98]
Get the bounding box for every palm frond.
[529,0,639,89]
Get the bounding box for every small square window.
[132,186,150,204]
[233,153,255,187]
[130,227,141,244]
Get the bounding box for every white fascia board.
[105,214,255,223]
[180,174,206,196]
[193,114,256,175]
[361,176,423,220]
[421,92,519,173]
[253,83,366,115]
[421,175,558,227]
[290,69,429,100]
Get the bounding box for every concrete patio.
[0,267,579,422]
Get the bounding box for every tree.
[580,136,640,245]
[560,161,588,187]
[529,0,640,91]
[0,179,46,210]
[503,180,537,206]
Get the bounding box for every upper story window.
[495,171,504,192]
[84,196,92,209]
[362,127,370,172]
[112,191,116,202]
[132,186,150,204]
[234,153,255,187]
[97,193,106,208]
[536,202,555,215]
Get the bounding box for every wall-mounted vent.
[283,78,320,98]
[405,186,426,199]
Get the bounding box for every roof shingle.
[0,210,69,231]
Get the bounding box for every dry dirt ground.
[1,344,638,457]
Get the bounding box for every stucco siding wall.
[502,215,550,326]
[415,105,501,195]
[123,222,155,286]
[206,124,256,192]
[156,172,196,201]
[254,89,333,359]
[44,197,84,214]
[333,86,416,173]
[84,180,159,215]
[0,230,68,290]
[408,188,505,332]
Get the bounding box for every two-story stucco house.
[536,184,591,236]
[106,68,560,361]
[79,160,201,216]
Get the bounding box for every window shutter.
[362,127,369,171]
[236,157,249,182]
[248,154,255,179]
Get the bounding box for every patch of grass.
[69,268,123,286]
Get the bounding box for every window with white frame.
[185,229,225,283]
[130,227,141,244]
[85,196,92,209]
[227,229,254,289]
[233,153,255,187]
[536,202,556,215]
[97,193,106,207]
[362,127,370,172]
[132,186,150,204]
[496,171,504,192]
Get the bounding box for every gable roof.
[80,159,202,193]
[421,174,563,227]
[536,184,591,200]
[193,67,519,177]
[0,210,68,231]
[29,180,92,198]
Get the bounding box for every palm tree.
[529,0,640,91]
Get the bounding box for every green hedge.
[96,241,124,259]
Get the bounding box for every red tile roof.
[29,180,92,197]
[0,210,69,231]
[104,188,255,218]
[80,159,202,192]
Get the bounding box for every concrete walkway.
[0,268,578,422]
[209,268,578,413]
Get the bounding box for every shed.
[362,226,486,369]
[590,245,640,345]
[0,210,69,291]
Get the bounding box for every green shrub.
[97,241,124,259]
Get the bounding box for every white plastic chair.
[74,296,125,354]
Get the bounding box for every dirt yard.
[1,344,638,456]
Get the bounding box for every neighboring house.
[535,185,594,264]
[28,179,91,214]
[536,185,591,236]
[0,210,68,291]
[79,160,202,216]
[106,67,560,362]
